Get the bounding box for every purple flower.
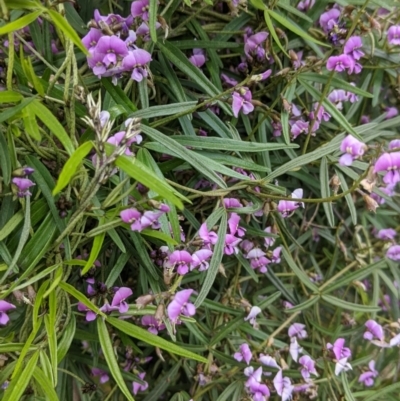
[271,247,282,264]
[122,49,152,82]
[246,248,270,274]
[82,28,103,52]
[141,315,165,335]
[244,306,261,326]
[132,372,148,395]
[326,54,353,72]
[259,354,281,369]
[385,107,399,120]
[228,212,246,237]
[289,337,303,362]
[344,36,364,60]
[335,358,352,375]
[386,244,400,261]
[390,333,400,346]
[359,360,378,386]
[297,0,315,11]
[264,227,276,248]
[290,119,309,139]
[273,370,294,401]
[339,135,366,166]
[131,0,149,21]
[189,48,206,68]
[387,25,400,45]
[376,228,397,240]
[299,355,318,380]
[309,103,330,122]
[0,300,16,325]
[88,51,107,77]
[120,208,143,231]
[96,36,128,67]
[374,152,400,185]
[319,9,341,32]
[233,343,252,365]
[288,323,307,339]
[364,320,384,341]
[168,250,193,275]
[277,188,304,217]
[167,289,196,323]
[221,73,238,87]
[328,89,349,110]
[327,338,352,360]
[251,69,272,82]
[190,249,213,271]
[12,177,35,197]
[125,30,137,49]
[244,32,268,61]
[232,88,254,118]
[224,234,242,255]
[111,287,133,313]
[140,210,163,230]
[77,302,97,321]
[389,139,400,150]
[92,368,110,384]
[199,223,218,248]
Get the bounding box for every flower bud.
[135,294,155,309]
[154,303,165,323]
[330,174,341,194]
[360,166,376,193]
[27,285,36,301]
[363,194,379,213]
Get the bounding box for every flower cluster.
[83,3,153,84]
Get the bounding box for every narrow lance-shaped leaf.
[320,156,335,228]
[97,319,136,401]
[53,141,93,195]
[107,317,208,363]
[0,10,42,35]
[47,9,89,55]
[195,211,227,307]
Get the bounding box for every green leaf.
[335,169,357,225]
[113,150,186,209]
[0,10,42,35]
[53,141,93,195]
[282,248,318,292]
[141,125,227,188]
[210,315,245,346]
[57,313,76,362]
[342,373,356,401]
[101,78,138,113]
[264,10,288,56]
[3,350,40,401]
[321,294,381,312]
[130,102,197,119]
[44,314,58,386]
[0,131,11,185]
[142,229,179,245]
[285,296,319,313]
[29,99,75,155]
[97,319,136,401]
[81,221,106,275]
[0,196,30,284]
[277,0,313,22]
[157,41,230,114]
[320,156,335,227]
[105,252,130,287]
[171,40,240,50]
[33,366,59,401]
[268,10,329,47]
[47,9,88,55]
[298,78,362,141]
[300,73,373,98]
[107,317,208,363]
[59,281,105,317]
[195,211,227,307]
[23,103,41,140]
[257,291,282,310]
[0,90,23,103]
[0,96,35,124]
[169,136,298,152]
[149,0,158,43]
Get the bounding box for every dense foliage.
[0,0,400,400]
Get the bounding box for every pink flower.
[358,360,378,386]
[77,302,97,321]
[167,289,196,323]
[374,152,400,185]
[273,370,294,401]
[111,287,133,313]
[387,25,400,45]
[364,319,384,341]
[299,355,318,380]
[92,368,110,384]
[132,372,148,395]
[386,244,400,261]
[189,48,206,68]
[199,223,218,248]
[326,54,353,72]
[120,208,142,231]
[289,337,303,362]
[167,250,193,275]
[232,88,254,118]
[288,323,308,339]
[327,338,352,360]
[246,248,270,274]
[244,306,261,326]
[375,228,397,240]
[141,315,165,335]
[0,300,16,325]
[339,135,366,166]
[233,343,252,365]
[344,36,364,60]
[319,8,341,32]
[277,188,304,217]
[11,177,35,197]
[190,249,213,271]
